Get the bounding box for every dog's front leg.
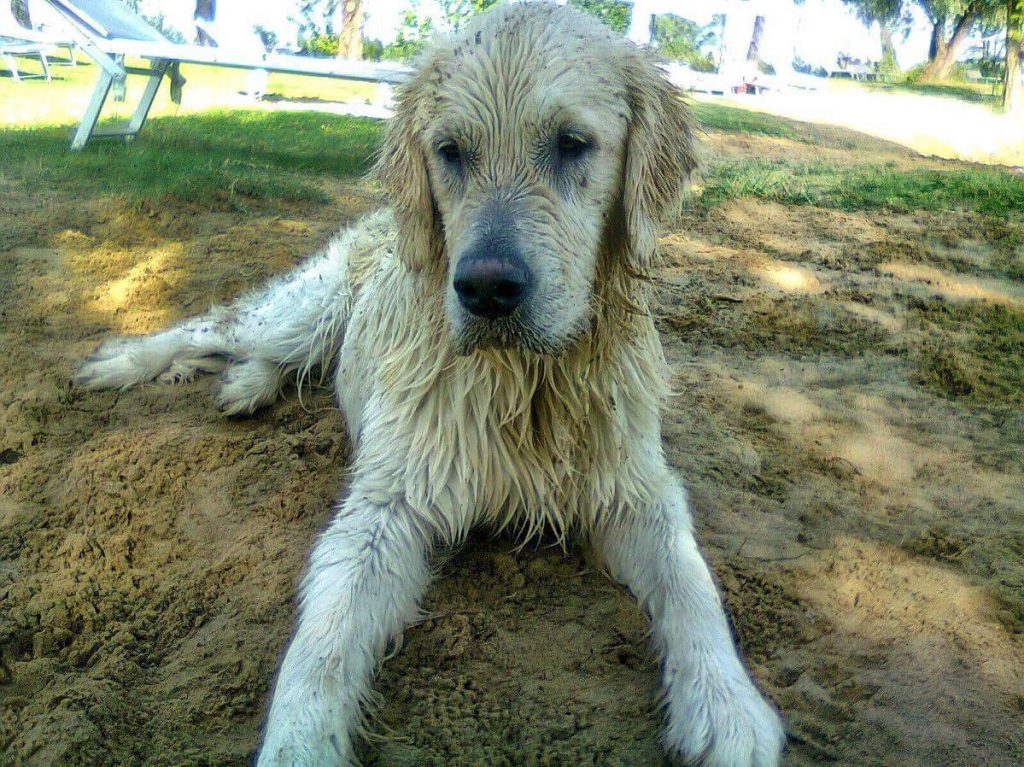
[258,491,432,767]
[592,476,785,767]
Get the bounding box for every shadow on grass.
[862,79,1000,106]
[692,101,893,152]
[0,110,385,207]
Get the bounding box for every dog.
[74,3,785,765]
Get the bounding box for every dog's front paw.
[664,673,785,767]
[257,709,355,767]
[74,337,162,390]
[216,359,282,415]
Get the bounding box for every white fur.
[75,5,784,766]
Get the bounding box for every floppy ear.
[620,53,698,273]
[373,66,444,272]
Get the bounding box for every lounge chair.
[1,0,77,72]
[42,0,412,149]
[1,0,60,80]
[0,35,51,80]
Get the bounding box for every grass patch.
[0,111,384,207]
[692,101,882,152]
[696,158,1024,216]
[693,102,802,142]
[856,78,999,107]
[4,66,1020,218]
[909,299,1024,405]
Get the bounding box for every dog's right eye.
[437,140,463,167]
[556,132,592,160]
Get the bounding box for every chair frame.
[1,37,53,81]
[43,0,411,149]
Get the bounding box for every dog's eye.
[437,140,463,166]
[556,132,592,161]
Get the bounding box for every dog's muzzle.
[453,242,532,320]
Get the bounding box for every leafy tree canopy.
[567,0,632,34]
[652,14,719,72]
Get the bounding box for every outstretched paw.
[665,674,785,767]
[216,359,283,416]
[258,728,354,767]
[74,337,161,391]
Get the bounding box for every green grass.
[692,102,1023,217]
[696,158,1024,216]
[693,102,803,142]
[854,78,1000,107]
[0,111,383,207]
[1,57,386,208]
[3,59,1022,218]
[692,101,886,152]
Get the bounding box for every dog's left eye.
[556,132,593,161]
[437,140,463,167]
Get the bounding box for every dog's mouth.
[454,314,542,355]
[451,310,586,358]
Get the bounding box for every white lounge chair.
[0,35,51,80]
[1,0,61,80]
[43,0,413,149]
[1,0,77,69]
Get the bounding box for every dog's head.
[375,2,696,355]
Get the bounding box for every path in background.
[697,83,1023,167]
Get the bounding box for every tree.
[194,0,216,47]
[1005,0,1023,109]
[851,1,1007,80]
[293,0,364,60]
[651,14,716,71]
[568,0,631,34]
[746,15,766,62]
[842,0,909,72]
[12,0,31,28]
[337,0,363,60]
[913,0,1003,81]
[383,0,499,60]
[442,0,502,33]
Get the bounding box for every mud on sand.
[1,126,1023,766]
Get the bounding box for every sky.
[33,0,952,71]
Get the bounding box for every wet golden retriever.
[75,3,785,765]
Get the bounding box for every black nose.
[453,256,532,319]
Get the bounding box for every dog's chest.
[345,347,630,538]
[416,360,611,533]
[336,264,667,537]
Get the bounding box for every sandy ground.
[1,123,1023,767]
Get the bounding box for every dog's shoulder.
[320,208,400,290]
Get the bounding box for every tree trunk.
[1004,0,1024,111]
[920,5,980,81]
[880,22,900,72]
[746,15,765,62]
[927,13,947,61]
[337,0,364,60]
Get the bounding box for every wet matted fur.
[75,3,785,765]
